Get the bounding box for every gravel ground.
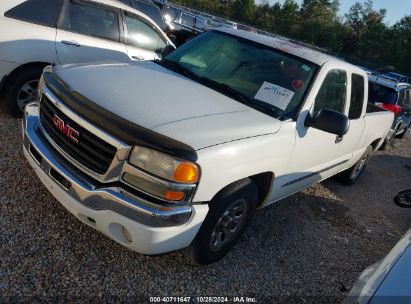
[1,104,411,303]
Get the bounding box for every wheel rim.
[396,191,411,207]
[17,80,39,111]
[209,199,248,252]
[352,152,369,179]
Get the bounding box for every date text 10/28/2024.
[149,297,257,303]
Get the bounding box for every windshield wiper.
[155,59,196,79]
[156,60,251,103]
[198,77,282,119]
[198,77,251,103]
[154,60,282,119]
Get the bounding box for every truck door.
[56,0,129,64]
[345,73,367,161]
[276,66,363,195]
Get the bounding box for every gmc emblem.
[52,113,80,144]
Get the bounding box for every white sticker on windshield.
[254,82,295,110]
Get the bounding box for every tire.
[395,127,408,139]
[394,189,411,208]
[379,139,387,151]
[4,66,44,117]
[380,132,395,150]
[337,146,373,185]
[186,178,259,265]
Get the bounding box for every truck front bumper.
[22,103,208,255]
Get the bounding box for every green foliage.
[170,0,411,75]
[231,0,255,22]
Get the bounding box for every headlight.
[129,146,199,184]
[124,146,199,203]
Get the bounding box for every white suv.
[0,0,173,115]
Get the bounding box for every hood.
[53,61,281,150]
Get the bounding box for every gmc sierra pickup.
[22,29,394,264]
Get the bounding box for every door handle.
[61,40,81,47]
[335,135,344,144]
[132,55,144,60]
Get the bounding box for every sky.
[254,0,411,25]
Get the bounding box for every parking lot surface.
[1,105,410,302]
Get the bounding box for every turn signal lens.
[173,162,199,184]
[164,191,185,201]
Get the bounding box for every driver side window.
[313,69,347,115]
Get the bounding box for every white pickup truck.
[22,29,394,264]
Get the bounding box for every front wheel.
[186,178,259,265]
[337,146,373,185]
[5,67,44,117]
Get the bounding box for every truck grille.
[39,96,117,175]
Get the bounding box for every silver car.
[346,190,411,304]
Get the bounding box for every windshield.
[160,31,318,119]
[369,82,398,104]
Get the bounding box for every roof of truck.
[216,28,354,68]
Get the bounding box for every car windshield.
[159,31,318,119]
[369,82,398,104]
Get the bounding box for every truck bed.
[363,107,394,150]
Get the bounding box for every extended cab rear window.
[349,74,365,119]
[5,0,63,27]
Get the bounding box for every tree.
[170,0,410,75]
[231,0,255,22]
[297,0,342,49]
[279,0,300,36]
[252,0,271,29]
[300,0,339,21]
[344,0,388,64]
[346,0,386,36]
[388,16,411,75]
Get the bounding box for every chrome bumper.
[22,103,192,227]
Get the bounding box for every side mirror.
[394,190,411,208]
[161,44,176,58]
[305,109,350,137]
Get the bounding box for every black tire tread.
[395,127,408,139]
[337,146,373,185]
[185,178,259,265]
[4,66,44,117]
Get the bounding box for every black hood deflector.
[43,71,198,161]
